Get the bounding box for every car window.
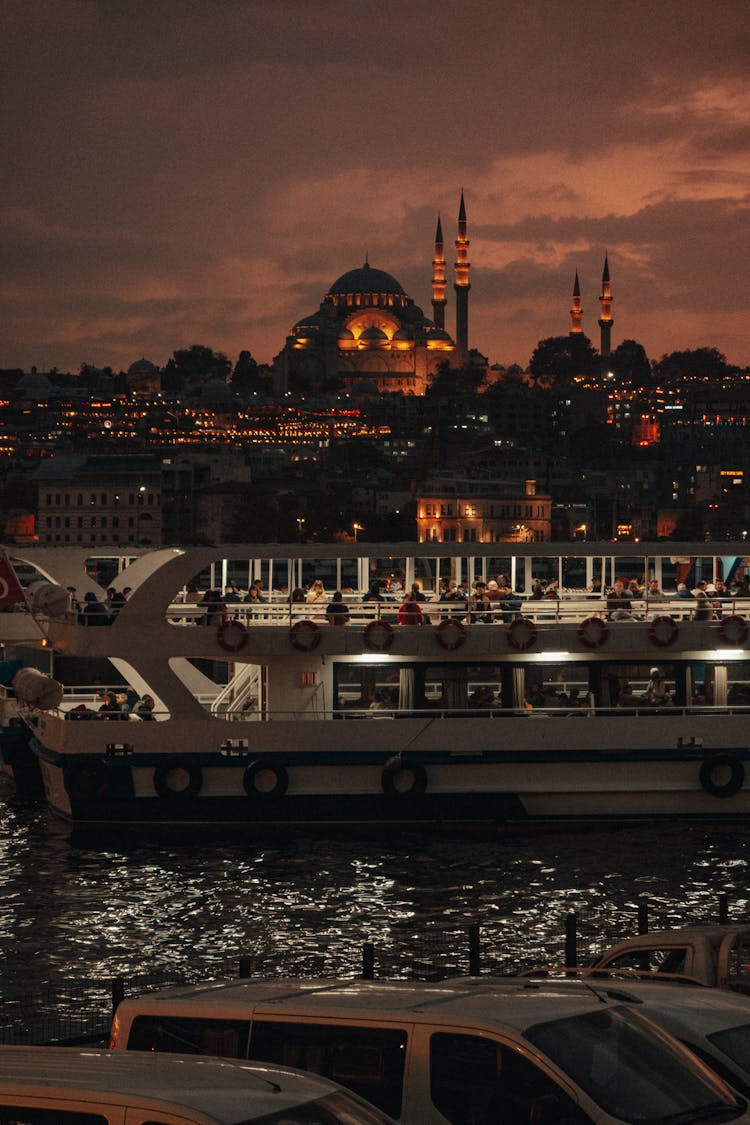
[0,1111,106,1124]
[249,1021,406,1120]
[600,946,688,975]
[429,1032,591,1124]
[127,1013,251,1057]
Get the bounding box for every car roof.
[114,976,634,1033]
[0,1048,357,1122]
[601,925,750,948]
[517,977,750,1035]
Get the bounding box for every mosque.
[273,193,480,396]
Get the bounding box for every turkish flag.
[0,555,25,611]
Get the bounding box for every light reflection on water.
[0,801,749,996]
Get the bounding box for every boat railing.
[162,595,747,628]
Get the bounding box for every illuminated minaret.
[598,253,613,359]
[432,214,447,330]
[454,190,470,362]
[569,270,583,336]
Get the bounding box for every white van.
[109,976,750,1124]
[0,1045,396,1123]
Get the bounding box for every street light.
[353,522,364,542]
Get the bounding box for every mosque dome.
[392,327,412,341]
[16,372,53,400]
[427,326,453,342]
[351,379,380,396]
[327,262,405,299]
[338,327,355,340]
[200,378,234,406]
[127,357,159,375]
[359,326,388,343]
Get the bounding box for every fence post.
[238,957,252,978]
[637,901,649,935]
[565,913,577,968]
[362,942,375,980]
[718,893,729,925]
[111,976,125,1016]
[468,924,481,976]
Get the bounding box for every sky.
[2,0,750,375]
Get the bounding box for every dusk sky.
[3,0,750,375]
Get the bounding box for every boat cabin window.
[249,1021,407,1120]
[429,1032,588,1125]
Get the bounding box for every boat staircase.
[210,663,262,718]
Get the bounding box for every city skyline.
[3,0,749,374]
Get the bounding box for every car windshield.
[525,1005,743,1123]
[239,1088,395,1123]
[708,1022,750,1072]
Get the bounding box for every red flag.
[0,554,25,611]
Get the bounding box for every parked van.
[109,976,750,1124]
[0,1045,396,1123]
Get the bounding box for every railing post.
[468,924,481,976]
[238,957,252,978]
[637,901,649,935]
[111,976,125,1015]
[718,893,729,925]
[362,942,375,980]
[565,913,578,968]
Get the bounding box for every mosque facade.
[274,194,475,396]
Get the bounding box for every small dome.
[200,378,233,405]
[327,261,405,299]
[359,326,388,342]
[16,372,52,399]
[338,327,355,340]
[351,379,380,396]
[392,327,412,341]
[427,327,453,342]
[401,303,424,323]
[127,357,159,375]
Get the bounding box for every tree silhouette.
[610,339,652,386]
[528,335,600,384]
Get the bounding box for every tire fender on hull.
[699,754,745,799]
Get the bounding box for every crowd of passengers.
[182,572,750,626]
[67,688,156,720]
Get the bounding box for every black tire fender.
[699,754,745,799]
[153,757,203,799]
[243,758,289,800]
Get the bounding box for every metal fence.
[0,894,741,1047]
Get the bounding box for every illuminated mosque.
[274,193,479,395]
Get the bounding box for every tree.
[163,345,231,393]
[609,339,652,386]
[426,359,485,397]
[652,347,738,385]
[231,350,260,396]
[528,335,600,384]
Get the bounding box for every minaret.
[598,253,613,358]
[431,215,447,330]
[454,191,470,363]
[569,271,583,336]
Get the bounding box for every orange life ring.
[719,614,749,646]
[216,619,248,653]
[289,619,321,652]
[577,616,608,649]
[507,617,537,651]
[648,615,679,647]
[363,619,395,651]
[435,618,467,651]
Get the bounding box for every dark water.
[1,797,749,998]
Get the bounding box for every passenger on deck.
[397,591,425,625]
[644,667,671,706]
[133,694,156,720]
[325,591,350,625]
[675,583,693,600]
[470,581,493,623]
[80,591,109,625]
[606,580,633,621]
[306,579,326,605]
[201,589,226,626]
[693,589,714,621]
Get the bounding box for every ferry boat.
[3,540,750,829]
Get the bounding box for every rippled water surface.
[1,798,749,996]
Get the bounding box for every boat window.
[126,1013,251,1057]
[525,1005,740,1122]
[429,1032,589,1125]
[249,1020,407,1120]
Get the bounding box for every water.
[1,797,749,999]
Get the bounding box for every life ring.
[363,619,395,652]
[435,618,467,651]
[719,615,749,646]
[243,758,289,800]
[648,615,679,647]
[381,755,427,798]
[289,619,321,652]
[64,759,111,802]
[217,619,248,653]
[699,754,745,799]
[577,616,608,649]
[507,617,537,651]
[153,757,202,799]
